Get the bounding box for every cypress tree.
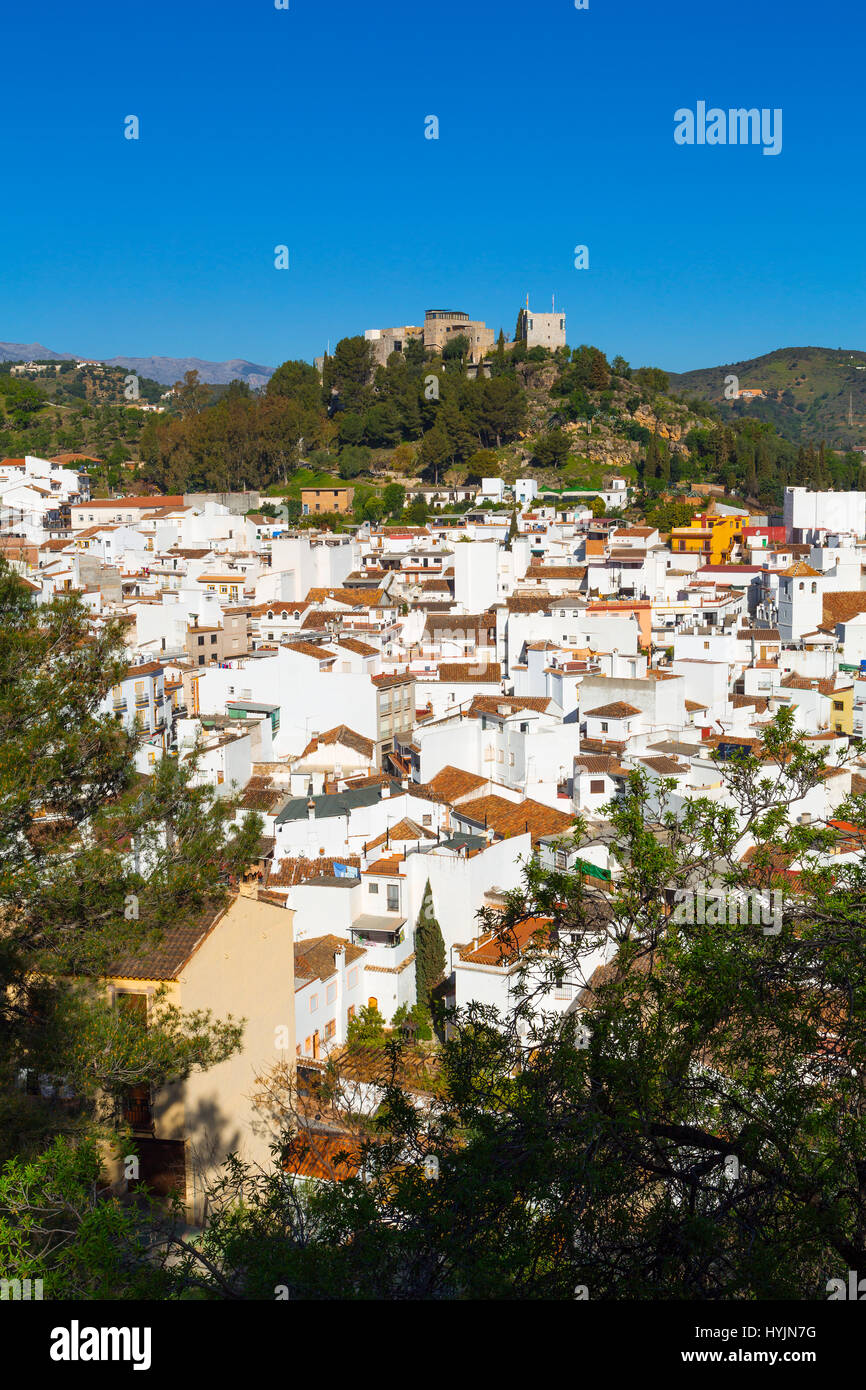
[414,879,446,1012]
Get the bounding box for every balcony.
[135,696,149,709]
[121,1087,154,1133]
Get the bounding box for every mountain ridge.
[0,341,274,388]
[667,345,866,449]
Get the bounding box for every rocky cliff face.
[634,404,683,441]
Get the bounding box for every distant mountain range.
[0,341,274,388]
[667,346,866,450]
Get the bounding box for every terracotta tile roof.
[365,817,436,849]
[424,611,496,634]
[506,591,553,613]
[268,855,361,887]
[779,674,840,697]
[737,628,780,642]
[638,756,690,775]
[124,661,163,678]
[455,794,574,843]
[428,766,489,802]
[303,587,387,607]
[581,737,628,754]
[822,591,866,628]
[286,640,338,661]
[524,565,587,580]
[294,934,365,983]
[107,898,229,980]
[240,777,286,812]
[467,695,554,718]
[574,754,617,773]
[684,699,708,711]
[364,853,405,875]
[298,608,343,629]
[780,561,822,577]
[457,915,554,965]
[337,637,378,656]
[77,494,184,509]
[583,701,641,719]
[436,662,501,682]
[299,726,376,760]
[402,779,447,803]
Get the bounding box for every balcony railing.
[121,1092,153,1132]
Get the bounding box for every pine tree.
[414,879,446,1013]
[0,562,263,1163]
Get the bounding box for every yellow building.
[830,683,854,735]
[104,891,295,1222]
[301,486,355,516]
[670,512,745,565]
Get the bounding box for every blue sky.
[3,0,863,372]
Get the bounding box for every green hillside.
[667,346,866,449]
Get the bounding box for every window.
[326,982,337,1004]
[347,968,358,989]
[369,882,379,895]
[305,1037,312,1054]
[834,701,844,711]
[197,635,204,646]
[554,981,574,1000]
[368,997,378,1009]
[347,1005,355,1025]
[325,1019,336,1041]
[422,814,432,827]
[590,779,605,793]
[210,634,217,644]
[386,884,399,912]
[600,722,608,733]
[310,994,318,1013]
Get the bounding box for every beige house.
[185,610,249,666]
[301,487,355,516]
[106,891,295,1223]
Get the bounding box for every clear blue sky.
[3,0,863,373]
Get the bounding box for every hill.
[667,346,866,449]
[101,356,273,388]
[0,342,273,387]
